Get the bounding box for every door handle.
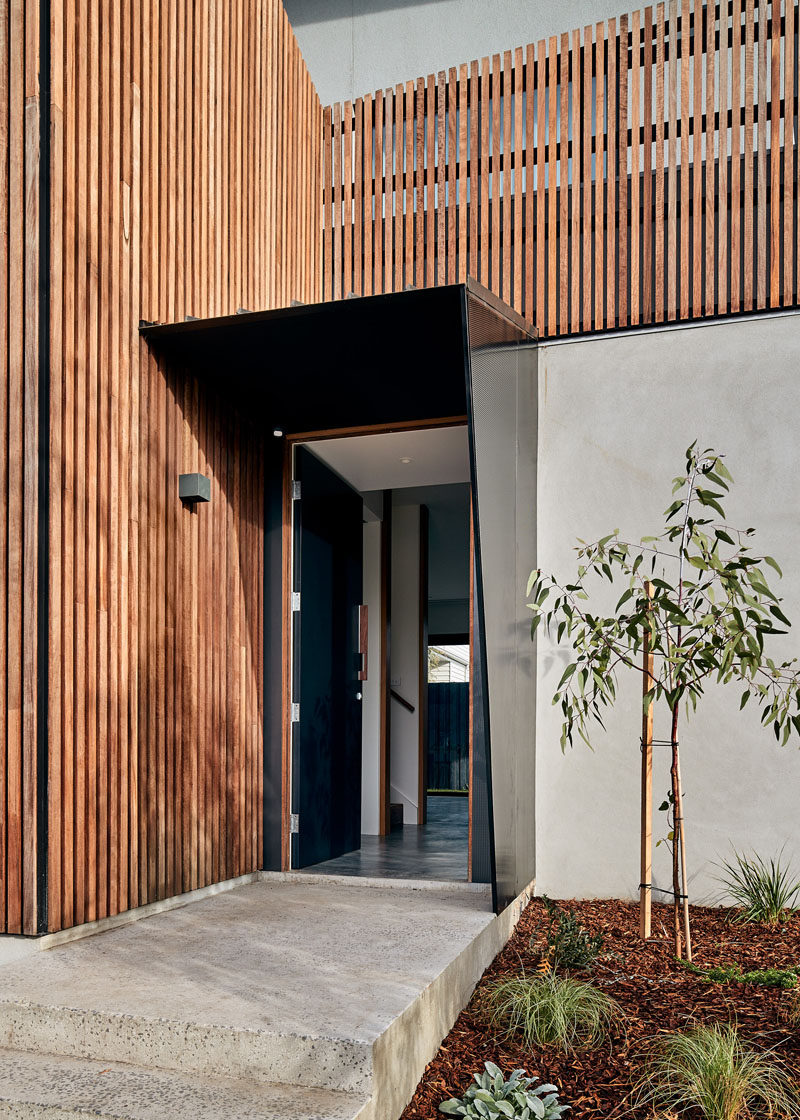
[358,604,368,681]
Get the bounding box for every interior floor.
[300,794,468,881]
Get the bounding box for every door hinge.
[290,813,300,835]
[292,480,302,500]
[291,591,301,612]
[291,702,300,723]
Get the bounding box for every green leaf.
[557,663,577,689]
[616,588,634,611]
[770,603,791,627]
[696,489,726,517]
[664,500,683,521]
[764,555,783,579]
[659,600,693,626]
[704,469,730,491]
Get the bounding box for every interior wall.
[361,518,382,835]
[40,0,322,933]
[390,501,422,824]
[535,312,800,903]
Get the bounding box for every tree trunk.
[675,750,692,961]
[670,704,682,959]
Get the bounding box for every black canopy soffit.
[140,282,535,434]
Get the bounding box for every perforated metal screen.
[465,290,537,912]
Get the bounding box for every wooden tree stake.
[639,580,654,940]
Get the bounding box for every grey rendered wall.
[535,312,800,903]
[283,0,625,104]
[467,311,538,908]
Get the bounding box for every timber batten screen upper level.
[321,0,799,339]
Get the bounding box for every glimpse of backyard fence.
[323,0,798,337]
[427,683,470,791]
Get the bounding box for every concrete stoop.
[0,876,532,1120]
[0,1048,365,1119]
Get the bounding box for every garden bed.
[401,897,800,1118]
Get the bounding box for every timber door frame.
[279,416,468,871]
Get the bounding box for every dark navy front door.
[291,445,363,868]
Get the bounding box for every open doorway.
[288,425,473,882]
[144,280,538,912]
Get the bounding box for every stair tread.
[0,998,372,1093]
[0,1047,367,1120]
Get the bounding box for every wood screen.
[323,0,799,336]
[0,0,322,934]
[0,1,42,935]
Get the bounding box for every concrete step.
[0,878,523,1120]
[0,998,373,1094]
[0,1047,368,1120]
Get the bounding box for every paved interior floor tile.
[300,795,469,881]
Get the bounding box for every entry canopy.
[142,281,537,913]
[143,284,475,433]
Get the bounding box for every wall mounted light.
[272,425,284,438]
[399,457,412,464]
[179,473,211,504]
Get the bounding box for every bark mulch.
[400,898,800,1119]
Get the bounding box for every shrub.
[634,1024,799,1120]
[681,960,800,989]
[533,897,604,971]
[715,850,800,924]
[439,1062,570,1119]
[482,972,620,1053]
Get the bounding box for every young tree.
[527,444,800,957]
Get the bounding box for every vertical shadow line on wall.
[459,287,497,913]
[36,0,51,933]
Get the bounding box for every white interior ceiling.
[305,426,469,492]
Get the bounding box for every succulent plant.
[439,1062,570,1119]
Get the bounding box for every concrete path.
[0,875,526,1120]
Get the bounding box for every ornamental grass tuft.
[634,1023,799,1120]
[482,972,620,1053]
[715,849,800,925]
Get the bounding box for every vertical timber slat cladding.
[618,15,629,325]
[548,36,557,336]
[0,0,41,935]
[666,0,677,320]
[581,25,592,330]
[641,5,653,326]
[323,0,799,338]
[0,0,321,934]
